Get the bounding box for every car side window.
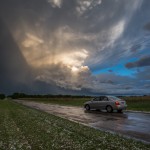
[101,96,108,101]
[100,96,104,101]
[93,97,100,101]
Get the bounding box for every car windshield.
[107,96,122,101]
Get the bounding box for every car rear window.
[108,96,122,101]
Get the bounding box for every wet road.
[15,100,150,143]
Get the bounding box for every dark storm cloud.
[0,0,150,95]
[95,73,143,95]
[130,44,142,53]
[108,70,113,72]
[144,22,150,31]
[0,18,32,93]
[83,0,147,70]
[0,0,144,59]
[0,17,67,95]
[96,0,150,70]
[137,67,150,80]
[125,56,150,69]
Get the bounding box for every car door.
[90,97,100,109]
[100,96,109,109]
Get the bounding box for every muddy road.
[15,100,150,143]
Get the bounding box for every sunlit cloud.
[21,32,89,69]
[22,33,44,48]
[109,20,125,46]
[76,0,102,15]
[47,0,63,8]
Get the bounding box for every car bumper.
[116,105,127,110]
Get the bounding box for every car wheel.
[85,104,90,111]
[106,105,113,113]
[117,109,123,113]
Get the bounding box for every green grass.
[124,96,150,112]
[20,96,150,112]
[0,100,149,150]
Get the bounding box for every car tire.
[85,104,90,111]
[106,105,113,113]
[117,110,123,113]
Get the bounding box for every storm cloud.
[144,22,150,31]
[0,0,150,95]
[125,56,150,69]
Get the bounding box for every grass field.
[0,100,149,150]
[123,96,150,111]
[20,96,150,111]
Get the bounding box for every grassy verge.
[124,96,150,112]
[0,100,149,150]
[20,96,150,112]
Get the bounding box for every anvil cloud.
[0,0,150,95]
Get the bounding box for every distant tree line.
[2,92,149,99]
[0,93,5,99]
[8,93,92,99]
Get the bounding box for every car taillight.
[115,101,120,105]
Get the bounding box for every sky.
[0,0,150,95]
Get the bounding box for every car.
[84,96,127,113]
